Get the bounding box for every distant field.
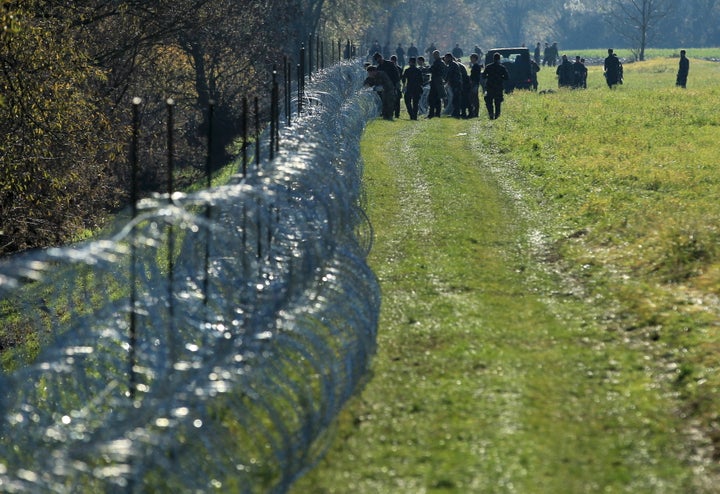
[557,47,720,62]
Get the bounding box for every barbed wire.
[0,60,381,493]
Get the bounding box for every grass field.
[292,55,720,492]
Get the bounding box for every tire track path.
[293,117,694,493]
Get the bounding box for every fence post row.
[125,35,361,395]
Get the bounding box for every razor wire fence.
[0,59,383,493]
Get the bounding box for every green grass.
[555,47,720,61]
[292,56,720,493]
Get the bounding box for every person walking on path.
[676,50,689,88]
[402,57,424,120]
[482,52,509,120]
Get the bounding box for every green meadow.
[293,55,720,492]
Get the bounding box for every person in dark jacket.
[604,48,623,88]
[428,50,446,118]
[390,55,403,117]
[676,50,689,88]
[556,54,575,88]
[407,43,419,59]
[364,66,395,120]
[573,56,588,88]
[374,52,401,116]
[482,52,509,120]
[443,52,463,118]
[402,57,424,120]
[395,43,406,69]
[452,43,464,59]
[530,58,541,90]
[468,53,483,118]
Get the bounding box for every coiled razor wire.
[0,60,382,493]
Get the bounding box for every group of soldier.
[555,55,589,89]
[363,45,511,121]
[363,40,691,121]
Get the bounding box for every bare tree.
[605,0,674,60]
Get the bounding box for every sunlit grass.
[294,56,720,493]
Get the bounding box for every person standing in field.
[407,43,419,60]
[556,54,575,88]
[676,50,689,88]
[390,55,403,118]
[395,43,406,69]
[482,52,509,120]
[573,56,588,88]
[452,43,464,59]
[530,58,541,90]
[374,52,401,117]
[542,42,551,66]
[428,50,446,118]
[604,48,623,88]
[468,53,483,118]
[443,53,463,118]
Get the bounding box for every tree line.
[0,0,373,255]
[363,0,720,63]
[2,0,717,255]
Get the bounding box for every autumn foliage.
[0,0,334,255]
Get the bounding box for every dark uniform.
[402,60,424,120]
[395,44,405,69]
[556,55,575,88]
[374,53,401,116]
[428,54,446,118]
[469,57,483,118]
[481,54,509,120]
[452,44,464,59]
[364,67,395,120]
[676,50,689,88]
[604,49,623,88]
[573,57,587,88]
[444,54,463,118]
[530,59,541,90]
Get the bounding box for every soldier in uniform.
[482,52,509,120]
[407,43,419,59]
[468,53,483,118]
[402,57,424,120]
[443,53,463,118]
[556,54,575,88]
[573,56,588,88]
[364,66,395,120]
[374,52,401,116]
[452,43,464,59]
[428,50,446,118]
[604,48,623,88]
[676,50,689,88]
[395,43,406,69]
